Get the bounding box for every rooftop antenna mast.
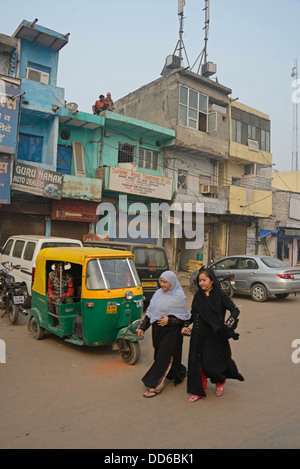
[174,0,190,68]
[291,60,299,171]
[191,0,216,78]
[160,0,190,76]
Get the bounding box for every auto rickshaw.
[27,247,144,364]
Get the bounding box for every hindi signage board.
[108,167,173,200]
[0,154,11,204]
[0,79,21,154]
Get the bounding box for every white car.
[0,235,82,306]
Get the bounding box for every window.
[72,141,85,176]
[231,119,242,143]
[132,247,168,268]
[3,239,13,255]
[261,129,270,152]
[179,85,208,132]
[12,240,25,258]
[118,143,135,163]
[231,107,271,150]
[244,164,255,175]
[248,125,256,140]
[138,148,159,171]
[213,258,238,270]
[57,145,72,174]
[23,242,36,261]
[236,258,258,269]
[17,133,43,162]
[177,170,187,191]
[86,258,138,290]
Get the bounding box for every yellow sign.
[106,305,118,314]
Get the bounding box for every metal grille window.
[179,85,208,132]
[138,148,159,171]
[118,143,135,163]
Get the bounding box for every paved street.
[1,271,300,450]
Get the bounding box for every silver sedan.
[209,255,300,302]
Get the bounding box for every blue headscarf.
[146,270,191,324]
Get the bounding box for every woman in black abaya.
[181,267,244,402]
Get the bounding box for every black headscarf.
[192,267,226,333]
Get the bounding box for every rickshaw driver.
[47,262,75,326]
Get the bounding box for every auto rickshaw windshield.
[86,257,140,290]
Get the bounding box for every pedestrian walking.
[181,267,244,402]
[138,271,191,398]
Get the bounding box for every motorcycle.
[189,269,235,297]
[0,262,28,324]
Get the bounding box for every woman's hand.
[157,315,168,327]
[137,329,144,338]
[181,327,191,336]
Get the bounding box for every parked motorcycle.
[0,262,27,324]
[189,269,235,297]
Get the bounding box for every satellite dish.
[65,102,78,114]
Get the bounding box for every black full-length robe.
[140,316,187,388]
[187,278,244,397]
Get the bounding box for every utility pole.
[291,60,299,171]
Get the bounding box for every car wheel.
[251,284,268,302]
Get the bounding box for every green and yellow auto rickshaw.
[27,247,143,364]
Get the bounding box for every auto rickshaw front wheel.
[119,339,140,365]
[29,317,45,340]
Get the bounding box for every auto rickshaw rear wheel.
[119,339,140,365]
[30,317,44,340]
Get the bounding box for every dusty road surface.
[1,271,300,450]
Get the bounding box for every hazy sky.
[1,0,300,172]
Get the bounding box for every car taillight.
[277,273,294,279]
[32,267,36,283]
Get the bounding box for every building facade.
[115,68,273,268]
[259,171,300,266]
[0,20,175,249]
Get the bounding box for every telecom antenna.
[291,60,299,171]
[161,0,190,76]
[191,0,216,78]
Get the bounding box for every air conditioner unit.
[200,184,218,195]
[26,67,50,85]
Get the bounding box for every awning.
[259,229,279,239]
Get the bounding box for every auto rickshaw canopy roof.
[35,246,135,265]
[33,247,136,295]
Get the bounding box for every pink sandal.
[188,394,203,402]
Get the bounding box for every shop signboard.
[0,154,11,204]
[11,161,63,199]
[0,79,21,155]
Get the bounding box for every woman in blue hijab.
[138,271,191,398]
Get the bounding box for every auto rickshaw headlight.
[125,290,133,300]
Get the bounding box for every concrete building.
[114,68,273,268]
[0,20,175,248]
[259,171,300,266]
